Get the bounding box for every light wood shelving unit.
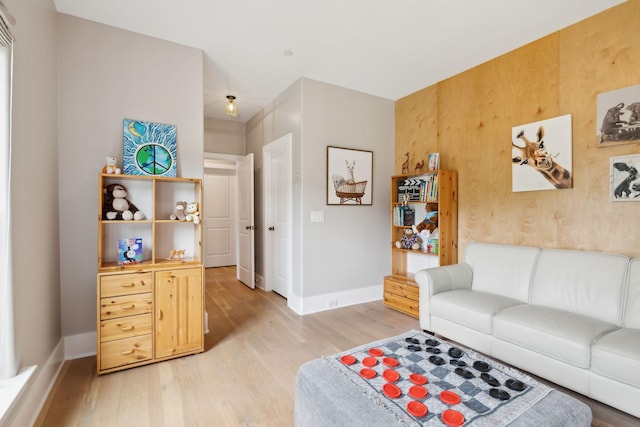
[384,170,458,318]
[96,173,204,374]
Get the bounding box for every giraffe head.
[512,126,554,171]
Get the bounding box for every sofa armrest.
[415,263,473,332]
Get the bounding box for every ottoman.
[295,331,591,426]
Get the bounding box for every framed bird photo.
[610,153,640,201]
[123,119,177,177]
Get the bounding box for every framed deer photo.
[511,114,573,192]
[596,84,640,147]
[326,146,373,205]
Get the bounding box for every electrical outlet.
[328,299,338,308]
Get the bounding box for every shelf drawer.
[100,293,153,320]
[100,335,152,371]
[384,277,419,301]
[100,313,152,343]
[383,292,419,318]
[100,272,153,298]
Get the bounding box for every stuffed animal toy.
[170,201,188,221]
[102,183,145,220]
[102,156,121,174]
[415,210,438,234]
[185,202,200,224]
[395,228,421,250]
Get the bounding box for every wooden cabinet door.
[154,267,204,359]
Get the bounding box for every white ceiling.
[53,0,624,123]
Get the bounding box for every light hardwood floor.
[36,267,639,427]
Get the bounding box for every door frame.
[262,134,293,297]
[203,159,237,268]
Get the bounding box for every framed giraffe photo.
[326,146,373,205]
[610,153,640,201]
[511,114,573,192]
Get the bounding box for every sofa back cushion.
[624,258,640,328]
[464,242,539,302]
[531,249,629,325]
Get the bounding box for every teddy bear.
[415,210,438,234]
[395,228,421,250]
[102,156,121,175]
[185,202,200,224]
[170,201,187,221]
[102,183,145,220]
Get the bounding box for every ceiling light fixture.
[225,95,238,117]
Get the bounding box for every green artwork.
[123,119,177,177]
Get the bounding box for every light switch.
[310,211,325,223]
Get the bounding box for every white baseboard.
[1,339,64,427]
[64,332,97,360]
[295,284,383,315]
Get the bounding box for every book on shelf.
[397,175,439,203]
[118,237,143,266]
[393,205,417,227]
[402,208,415,226]
[427,152,440,171]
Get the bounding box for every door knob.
[268,226,275,231]
[246,226,251,230]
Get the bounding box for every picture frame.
[511,114,573,192]
[326,146,373,205]
[596,84,640,147]
[610,153,640,201]
[123,119,177,177]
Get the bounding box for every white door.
[237,153,255,288]
[263,134,292,298]
[203,171,236,268]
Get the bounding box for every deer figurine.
[414,159,424,173]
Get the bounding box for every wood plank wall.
[395,1,640,258]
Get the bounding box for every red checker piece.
[409,373,428,385]
[382,357,399,367]
[340,355,356,365]
[407,401,428,418]
[382,369,400,382]
[360,368,376,379]
[382,383,402,399]
[369,348,384,357]
[440,390,461,405]
[442,409,465,427]
[408,385,428,399]
[362,357,378,367]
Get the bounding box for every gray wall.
[300,79,394,301]
[204,117,245,155]
[4,0,62,424]
[57,15,204,339]
[246,78,394,313]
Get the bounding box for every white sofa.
[415,242,640,418]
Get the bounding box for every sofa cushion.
[464,242,539,303]
[592,328,640,387]
[530,249,628,326]
[430,289,524,334]
[625,258,640,328]
[493,304,619,369]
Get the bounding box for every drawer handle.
[120,283,135,288]
[121,304,135,310]
[121,349,135,356]
[120,325,134,331]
